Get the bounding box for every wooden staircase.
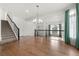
[0,20,17,44]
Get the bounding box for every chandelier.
[33,5,43,24]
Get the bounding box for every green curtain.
[76,3,79,48]
[64,10,70,44]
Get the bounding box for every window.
[69,8,76,45]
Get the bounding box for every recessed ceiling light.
[25,10,29,13]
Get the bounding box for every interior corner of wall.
[0,36,2,41]
[0,20,1,41]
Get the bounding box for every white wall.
[0,20,1,41]
[0,8,7,20]
[40,11,64,26]
[12,11,65,36]
[13,16,34,36]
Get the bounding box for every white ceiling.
[0,3,74,20]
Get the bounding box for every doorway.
[49,24,64,41]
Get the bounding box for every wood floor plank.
[0,36,79,56]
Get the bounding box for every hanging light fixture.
[33,5,43,24]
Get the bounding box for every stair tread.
[1,34,13,36]
[0,38,17,44]
[2,37,15,40]
[2,36,15,37]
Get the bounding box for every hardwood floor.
[0,36,79,56]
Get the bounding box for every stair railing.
[7,14,20,40]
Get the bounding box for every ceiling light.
[32,5,43,24]
[25,10,29,13]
